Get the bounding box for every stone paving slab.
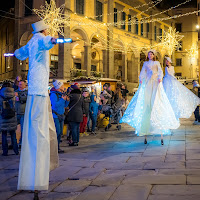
[109,184,152,200]
[123,174,186,185]
[151,185,200,195]
[148,195,200,200]
[74,185,116,200]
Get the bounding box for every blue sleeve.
[38,35,54,50]
[65,100,69,107]
[14,45,29,61]
[50,93,65,110]
[89,103,93,113]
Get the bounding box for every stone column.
[81,51,84,70]
[13,0,23,78]
[103,50,108,78]
[107,0,114,79]
[133,56,140,83]
[84,45,91,76]
[58,0,71,79]
[122,53,127,82]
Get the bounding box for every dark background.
[0,0,198,19]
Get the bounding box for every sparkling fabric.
[163,66,200,119]
[14,33,54,97]
[120,60,180,136]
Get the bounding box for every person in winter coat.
[80,89,91,136]
[67,84,84,146]
[14,20,58,199]
[15,80,28,148]
[50,80,69,153]
[89,94,100,134]
[0,81,18,156]
[121,84,129,98]
[192,80,200,125]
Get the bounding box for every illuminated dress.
[120,60,180,136]
[163,65,200,119]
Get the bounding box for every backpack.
[1,98,16,119]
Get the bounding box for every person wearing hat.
[67,84,84,146]
[120,50,180,146]
[14,20,58,199]
[50,80,69,153]
[163,57,200,122]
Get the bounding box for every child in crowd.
[89,94,100,134]
[80,89,91,136]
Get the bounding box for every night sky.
[155,0,197,9]
[0,0,197,18]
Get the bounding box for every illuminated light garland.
[31,0,198,56]
[33,0,68,36]
[157,27,184,56]
[92,0,163,19]
[185,44,198,59]
[140,0,192,21]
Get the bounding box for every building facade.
[0,0,175,90]
[172,7,199,80]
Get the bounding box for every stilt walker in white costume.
[14,20,59,200]
[120,50,180,145]
[163,57,200,119]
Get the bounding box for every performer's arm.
[14,45,29,60]
[157,61,163,82]
[139,62,146,84]
[38,35,55,50]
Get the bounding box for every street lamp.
[196,25,200,30]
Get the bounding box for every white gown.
[120,60,180,136]
[163,66,200,119]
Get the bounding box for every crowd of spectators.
[0,76,130,155]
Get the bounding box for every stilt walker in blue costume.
[14,20,59,200]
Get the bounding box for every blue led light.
[4,53,14,57]
[56,38,73,43]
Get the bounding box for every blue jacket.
[50,91,69,118]
[89,95,100,116]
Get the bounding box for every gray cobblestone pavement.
[1,117,200,200]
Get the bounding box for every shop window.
[121,12,126,30]
[96,0,103,21]
[141,23,143,36]
[154,26,157,41]
[135,18,138,34]
[25,0,33,16]
[128,15,131,32]
[114,8,117,26]
[176,58,182,66]
[76,0,84,15]
[91,65,96,71]
[175,23,182,32]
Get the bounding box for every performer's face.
[43,29,49,36]
[166,60,171,66]
[148,52,154,60]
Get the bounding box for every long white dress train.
[120,60,180,136]
[163,66,200,119]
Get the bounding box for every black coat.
[83,96,91,116]
[0,87,17,131]
[67,89,84,123]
